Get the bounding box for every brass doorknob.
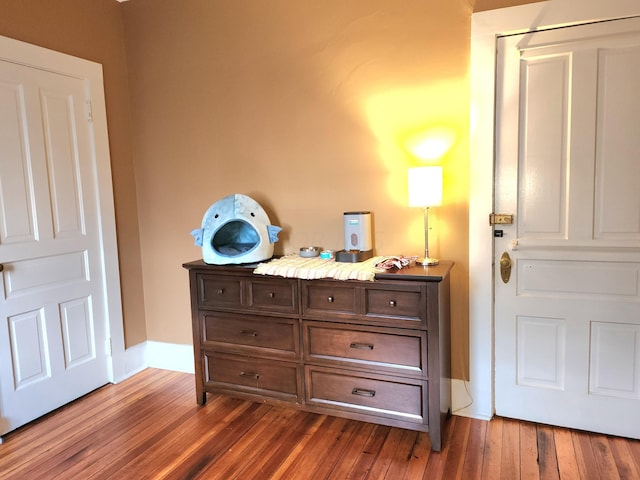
[500,252,512,283]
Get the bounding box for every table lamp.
[408,166,442,266]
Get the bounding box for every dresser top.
[373,261,454,282]
[183,259,453,283]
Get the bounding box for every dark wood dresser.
[183,259,453,451]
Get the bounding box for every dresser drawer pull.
[268,292,275,298]
[349,342,374,350]
[352,387,376,398]
[327,296,334,303]
[240,371,260,379]
[216,288,224,295]
[240,330,258,337]
[389,300,397,307]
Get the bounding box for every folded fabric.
[253,254,385,281]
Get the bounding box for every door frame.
[0,35,126,382]
[467,0,640,420]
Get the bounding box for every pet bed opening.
[212,219,259,257]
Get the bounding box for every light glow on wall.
[363,80,467,265]
[404,127,456,161]
[364,80,465,206]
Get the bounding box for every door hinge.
[86,100,93,122]
[489,213,514,226]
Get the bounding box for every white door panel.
[495,16,640,439]
[41,89,86,238]
[0,80,42,245]
[7,308,51,389]
[0,50,112,436]
[595,44,640,239]
[4,252,89,299]
[590,321,640,399]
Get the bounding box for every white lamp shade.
[408,166,443,207]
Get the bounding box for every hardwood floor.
[1,369,639,479]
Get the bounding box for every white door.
[494,17,640,439]
[0,50,114,436]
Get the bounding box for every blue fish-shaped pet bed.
[191,194,282,264]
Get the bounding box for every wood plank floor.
[1,369,639,479]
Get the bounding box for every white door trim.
[467,0,640,421]
[0,35,126,382]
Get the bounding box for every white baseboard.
[123,341,148,376]
[111,341,147,383]
[113,341,194,384]
[146,341,195,374]
[451,379,493,421]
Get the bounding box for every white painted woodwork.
[595,45,640,240]
[589,322,640,399]
[0,37,123,437]
[494,17,640,439]
[469,0,640,423]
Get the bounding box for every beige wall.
[121,0,538,379]
[0,0,147,346]
[0,0,542,380]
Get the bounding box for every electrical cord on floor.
[451,380,474,414]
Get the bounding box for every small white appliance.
[336,211,374,262]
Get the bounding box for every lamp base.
[416,256,439,266]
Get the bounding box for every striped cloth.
[253,254,384,281]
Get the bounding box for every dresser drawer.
[203,312,299,359]
[197,273,298,314]
[198,274,242,309]
[305,367,427,423]
[248,277,298,314]
[205,352,301,401]
[302,281,357,315]
[302,280,427,329]
[364,283,426,326]
[304,322,426,376]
